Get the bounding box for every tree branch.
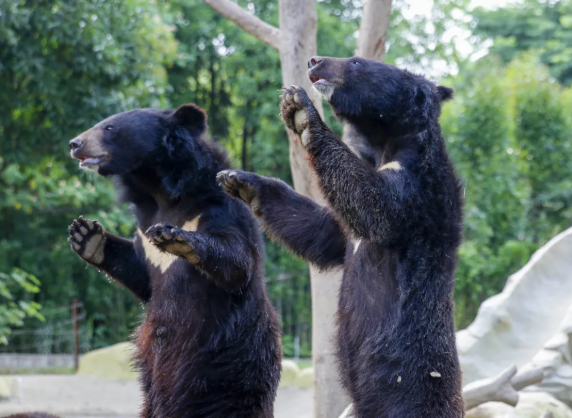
[202,0,281,50]
[463,365,544,411]
[512,368,544,391]
[355,0,393,61]
[463,365,519,411]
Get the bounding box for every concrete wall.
[0,354,75,370]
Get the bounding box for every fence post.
[72,298,79,371]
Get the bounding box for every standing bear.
[68,104,281,418]
[218,57,464,417]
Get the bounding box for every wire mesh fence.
[0,301,89,356]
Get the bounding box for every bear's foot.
[145,223,200,264]
[279,86,318,142]
[217,170,263,215]
[68,216,106,265]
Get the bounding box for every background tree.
[473,0,572,85]
[0,0,176,346]
[442,53,572,327]
[3,1,572,417]
[191,0,470,414]
[0,268,43,345]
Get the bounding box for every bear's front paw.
[68,216,106,265]
[145,223,200,264]
[279,86,316,141]
[217,170,262,216]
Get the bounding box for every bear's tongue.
[310,75,322,83]
[80,156,105,166]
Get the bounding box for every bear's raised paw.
[217,170,263,215]
[279,86,317,141]
[145,223,200,264]
[68,216,106,265]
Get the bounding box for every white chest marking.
[378,161,403,172]
[138,216,201,273]
[353,238,362,255]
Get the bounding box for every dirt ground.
[0,375,313,418]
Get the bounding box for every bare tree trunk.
[278,0,324,203]
[309,267,347,417]
[278,2,348,416]
[355,0,393,61]
[199,1,393,416]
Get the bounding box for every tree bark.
[278,0,324,203]
[200,0,392,416]
[278,1,348,416]
[355,0,393,61]
[202,0,281,50]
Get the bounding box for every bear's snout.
[69,138,83,151]
[308,57,323,69]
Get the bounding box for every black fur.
[68,105,281,418]
[219,57,464,417]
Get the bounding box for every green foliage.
[506,54,572,240]
[0,0,176,163]
[0,268,44,344]
[473,0,572,85]
[0,0,175,348]
[443,54,572,327]
[2,0,569,353]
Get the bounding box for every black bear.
[218,57,464,417]
[67,104,281,418]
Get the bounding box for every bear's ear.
[172,104,208,134]
[437,86,454,102]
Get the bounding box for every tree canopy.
[1,0,571,350]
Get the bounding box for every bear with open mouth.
[219,57,464,417]
[68,104,281,418]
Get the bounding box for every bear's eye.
[105,126,114,131]
[352,60,362,66]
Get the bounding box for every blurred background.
[1,0,572,417]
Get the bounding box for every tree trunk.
[199,0,393,416]
[278,2,348,416]
[278,0,324,203]
[309,267,347,417]
[355,0,393,62]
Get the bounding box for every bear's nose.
[308,57,323,69]
[69,138,83,151]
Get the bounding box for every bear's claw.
[68,216,106,265]
[145,223,200,264]
[217,170,262,215]
[279,85,315,137]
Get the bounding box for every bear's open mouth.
[77,155,110,167]
[311,76,335,100]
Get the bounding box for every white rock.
[0,376,12,399]
[521,304,572,405]
[293,367,314,388]
[279,359,300,387]
[77,342,137,380]
[466,392,572,418]
[458,227,572,386]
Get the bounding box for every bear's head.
[69,104,208,176]
[307,56,453,138]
